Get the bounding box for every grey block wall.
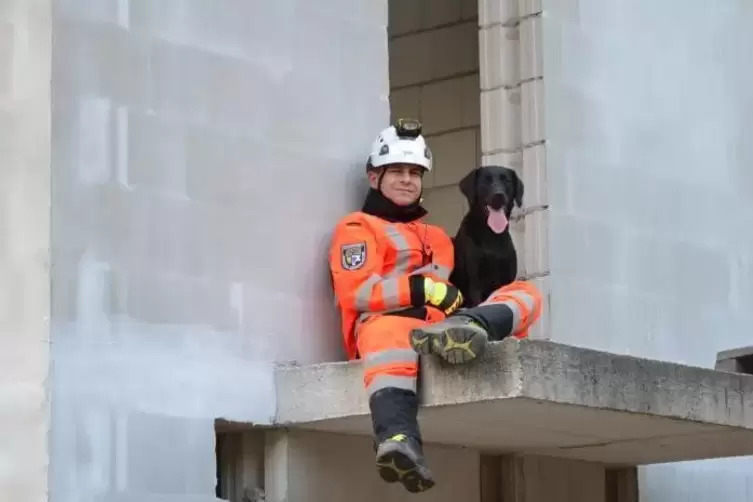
[48,1,388,501]
[387,0,481,236]
[541,0,753,500]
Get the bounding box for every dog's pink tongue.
[487,207,509,233]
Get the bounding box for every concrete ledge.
[271,339,753,466]
[716,345,753,374]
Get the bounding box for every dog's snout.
[489,192,506,210]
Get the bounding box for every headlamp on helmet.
[395,118,422,139]
[366,118,432,172]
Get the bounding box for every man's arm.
[329,219,425,314]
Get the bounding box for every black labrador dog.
[449,165,524,308]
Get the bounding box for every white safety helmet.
[367,118,433,172]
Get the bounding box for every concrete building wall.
[221,430,621,502]
[267,431,480,502]
[0,1,52,501]
[47,1,388,501]
[219,429,483,502]
[6,0,752,500]
[538,0,753,500]
[388,0,480,235]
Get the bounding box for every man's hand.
[423,278,463,315]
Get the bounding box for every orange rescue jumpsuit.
[329,211,543,398]
[329,211,452,397]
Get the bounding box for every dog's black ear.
[458,168,480,206]
[513,170,524,207]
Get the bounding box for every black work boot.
[409,315,489,364]
[370,388,435,493]
[375,434,435,493]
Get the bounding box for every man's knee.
[480,280,543,334]
[362,348,419,396]
[363,364,418,397]
[357,314,424,394]
[356,315,427,352]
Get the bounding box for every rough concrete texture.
[270,339,753,466]
[539,0,753,499]
[0,1,52,501]
[47,1,389,501]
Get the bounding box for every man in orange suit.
[328,119,542,493]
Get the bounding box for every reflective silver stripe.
[385,225,449,279]
[357,312,373,325]
[482,291,537,333]
[363,349,418,369]
[351,226,412,313]
[433,264,451,280]
[385,224,412,275]
[409,264,433,276]
[504,301,523,331]
[410,263,451,280]
[354,274,402,312]
[356,305,405,326]
[353,224,449,321]
[356,224,410,311]
[354,274,383,311]
[366,374,416,397]
[508,291,536,312]
[380,277,403,309]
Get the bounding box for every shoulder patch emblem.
[341,242,367,271]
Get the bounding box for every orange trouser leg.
[478,280,543,339]
[357,317,435,492]
[356,314,427,397]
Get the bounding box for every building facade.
[2,0,753,501]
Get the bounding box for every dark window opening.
[738,353,753,374]
[216,431,229,500]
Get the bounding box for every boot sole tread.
[410,325,487,364]
[376,449,435,493]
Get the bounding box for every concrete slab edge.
[517,340,753,429]
[220,340,753,432]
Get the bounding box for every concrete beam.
[266,339,753,467]
[716,346,753,374]
[495,455,606,502]
[605,467,639,502]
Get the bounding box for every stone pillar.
[481,454,620,502]
[477,0,549,339]
[0,1,52,501]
